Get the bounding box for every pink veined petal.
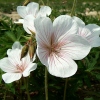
[17,6,27,18]
[27,2,39,17]
[23,63,37,77]
[58,34,91,60]
[0,58,17,73]
[37,6,51,17]
[34,17,53,47]
[21,53,31,70]
[72,16,85,26]
[47,53,77,78]
[53,15,78,43]
[78,27,92,37]
[23,15,36,34]
[8,49,21,70]
[2,73,22,83]
[36,46,49,67]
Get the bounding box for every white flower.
[34,15,91,78]
[73,16,100,48]
[0,42,37,83]
[15,2,52,34]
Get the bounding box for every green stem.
[63,78,68,100]
[40,0,45,5]
[3,90,6,100]
[70,0,77,16]
[45,67,48,100]
[24,77,31,100]
[47,0,49,6]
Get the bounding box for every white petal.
[7,42,22,55]
[78,27,92,37]
[23,15,36,34]
[36,46,49,67]
[86,24,100,35]
[85,24,100,47]
[53,15,78,43]
[27,2,39,16]
[12,41,22,49]
[17,6,27,18]
[58,34,91,60]
[37,6,51,17]
[14,19,24,24]
[34,17,53,46]
[0,58,17,72]
[2,73,22,83]
[48,54,77,78]
[23,63,37,77]
[72,16,85,26]
[78,25,100,47]
[86,33,100,47]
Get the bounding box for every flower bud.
[20,44,29,60]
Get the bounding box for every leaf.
[5,31,16,42]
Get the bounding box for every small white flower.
[15,2,52,34]
[0,42,37,83]
[73,16,100,48]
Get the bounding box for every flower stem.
[45,67,48,100]
[63,78,68,100]
[70,0,77,16]
[3,90,6,100]
[24,77,31,100]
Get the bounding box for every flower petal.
[27,2,39,16]
[7,41,22,55]
[23,63,37,77]
[47,54,77,78]
[23,15,35,34]
[0,58,17,73]
[17,6,27,18]
[12,41,22,49]
[53,15,78,43]
[58,34,91,60]
[37,6,51,17]
[72,16,85,26]
[36,46,49,67]
[34,17,53,46]
[86,24,100,35]
[85,24,100,47]
[2,73,22,83]
[17,2,39,18]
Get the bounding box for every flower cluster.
[0,2,100,83]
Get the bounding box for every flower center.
[50,44,60,55]
[16,64,24,73]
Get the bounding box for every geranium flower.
[34,15,91,78]
[0,42,37,83]
[15,2,51,34]
[73,16,100,48]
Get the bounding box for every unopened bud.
[21,44,29,60]
[29,43,34,59]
